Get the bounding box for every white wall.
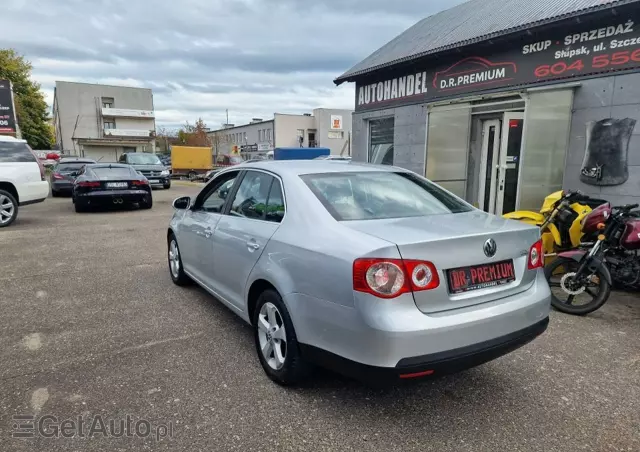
[53,82,155,154]
[313,108,353,155]
[274,114,315,148]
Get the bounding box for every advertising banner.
[0,79,18,133]
[330,115,343,130]
[355,10,640,111]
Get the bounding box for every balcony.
[101,107,155,119]
[104,128,152,138]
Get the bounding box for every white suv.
[0,135,49,227]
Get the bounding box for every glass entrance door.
[478,112,524,215]
[478,119,501,213]
[497,112,524,215]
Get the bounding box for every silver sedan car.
[167,161,550,386]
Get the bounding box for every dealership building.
[335,0,640,213]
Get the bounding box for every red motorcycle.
[545,202,640,315]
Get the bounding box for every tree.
[177,118,211,147]
[0,49,54,149]
[156,126,179,154]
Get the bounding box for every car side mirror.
[173,196,191,210]
[219,189,228,200]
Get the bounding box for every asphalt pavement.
[1,184,639,452]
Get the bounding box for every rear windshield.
[127,154,161,165]
[300,171,472,221]
[91,167,133,178]
[0,141,36,163]
[57,162,88,171]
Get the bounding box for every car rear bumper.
[76,189,150,203]
[300,317,548,384]
[51,181,73,192]
[143,176,170,186]
[18,181,50,204]
[286,269,551,373]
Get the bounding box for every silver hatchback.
[167,161,550,386]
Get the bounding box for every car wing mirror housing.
[173,196,192,210]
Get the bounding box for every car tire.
[168,234,191,286]
[51,190,60,198]
[163,182,171,190]
[0,189,19,228]
[188,171,197,181]
[74,201,87,213]
[140,194,153,210]
[253,289,310,386]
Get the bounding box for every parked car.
[118,153,171,189]
[72,163,152,212]
[0,136,49,227]
[215,154,244,167]
[167,161,551,386]
[314,155,352,161]
[50,158,96,197]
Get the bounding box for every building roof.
[335,0,636,84]
[208,119,274,134]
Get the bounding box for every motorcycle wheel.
[545,257,611,316]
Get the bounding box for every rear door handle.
[246,240,260,251]
[204,228,213,238]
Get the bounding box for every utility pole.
[226,109,229,126]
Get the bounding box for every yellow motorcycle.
[503,190,605,256]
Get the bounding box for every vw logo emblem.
[484,239,497,258]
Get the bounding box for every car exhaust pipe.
[113,198,123,204]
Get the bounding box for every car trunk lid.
[344,211,540,313]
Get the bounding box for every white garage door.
[81,146,120,163]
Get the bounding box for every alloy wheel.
[257,302,287,370]
[168,240,180,278]
[0,194,15,225]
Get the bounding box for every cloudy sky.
[3,0,464,130]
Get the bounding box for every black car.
[118,153,171,189]
[50,158,96,196]
[72,164,153,212]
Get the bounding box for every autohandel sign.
[355,12,640,111]
[0,80,17,133]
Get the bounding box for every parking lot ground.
[1,187,639,452]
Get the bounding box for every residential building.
[53,81,156,162]
[208,109,353,158]
[335,0,640,211]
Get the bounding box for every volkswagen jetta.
[167,161,550,386]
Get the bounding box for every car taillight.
[53,173,64,180]
[528,239,544,269]
[77,181,101,188]
[404,260,440,291]
[353,258,439,299]
[131,180,149,186]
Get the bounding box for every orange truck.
[170,146,212,179]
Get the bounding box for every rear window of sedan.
[300,171,472,221]
[56,162,88,171]
[90,167,134,178]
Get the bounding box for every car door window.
[229,171,274,220]
[200,172,240,213]
[265,179,285,223]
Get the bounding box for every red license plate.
[447,260,515,294]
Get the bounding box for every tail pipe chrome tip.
[113,198,124,204]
